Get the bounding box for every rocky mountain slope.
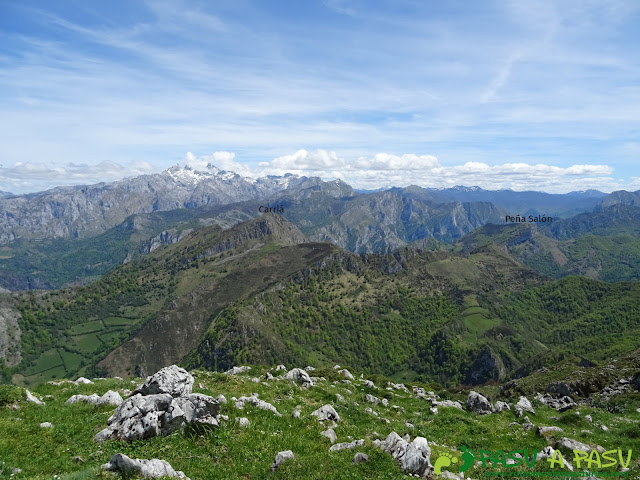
[456,204,640,280]
[8,214,640,394]
[0,165,313,244]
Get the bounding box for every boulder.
[40,422,53,428]
[433,399,463,410]
[321,428,337,443]
[536,393,576,412]
[224,366,251,375]
[236,417,250,428]
[94,392,220,443]
[284,368,314,387]
[466,391,493,414]
[166,393,221,429]
[538,426,563,436]
[100,390,124,406]
[377,432,432,476]
[494,401,510,412]
[311,404,340,422]
[556,437,593,453]
[338,369,355,381]
[366,394,380,405]
[73,377,94,385]
[329,439,364,451]
[363,380,375,389]
[515,396,535,417]
[134,365,193,398]
[101,453,189,479]
[352,452,369,464]
[271,450,294,472]
[25,389,45,405]
[234,395,281,416]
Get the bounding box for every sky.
[1,0,639,194]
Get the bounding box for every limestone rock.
[224,366,251,375]
[494,401,510,412]
[363,380,375,389]
[338,369,355,381]
[102,453,189,479]
[329,439,364,451]
[515,396,535,417]
[366,394,380,405]
[538,426,563,436]
[236,417,250,428]
[311,404,340,422]
[466,391,493,414]
[321,428,337,443]
[284,368,314,387]
[73,377,93,385]
[556,437,593,453]
[40,422,53,428]
[352,452,369,464]
[434,399,463,410]
[134,365,193,398]
[377,432,432,476]
[25,389,45,405]
[234,395,281,416]
[271,450,294,472]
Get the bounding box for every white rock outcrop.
[102,453,189,479]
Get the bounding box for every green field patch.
[25,348,63,375]
[59,349,84,371]
[103,316,135,327]
[23,365,67,385]
[73,333,103,352]
[462,306,491,317]
[463,312,502,336]
[68,320,105,335]
[98,331,123,346]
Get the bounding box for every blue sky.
[1,0,639,193]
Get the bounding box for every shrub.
[0,384,25,406]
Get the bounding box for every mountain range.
[1,164,638,291]
[1,165,640,393]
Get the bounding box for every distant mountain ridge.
[0,164,314,244]
[427,185,607,218]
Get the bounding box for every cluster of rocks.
[373,431,433,477]
[465,391,536,417]
[102,453,189,479]
[93,365,221,443]
[66,390,123,407]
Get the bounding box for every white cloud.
[351,153,440,170]
[270,149,346,170]
[0,160,156,192]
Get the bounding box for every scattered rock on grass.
[101,453,189,479]
[271,450,294,471]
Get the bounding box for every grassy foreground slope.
[1,362,639,479]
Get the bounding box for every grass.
[24,349,63,375]
[68,321,106,336]
[2,365,639,479]
[102,317,135,327]
[72,334,104,353]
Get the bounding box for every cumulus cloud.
[251,149,625,193]
[351,153,440,170]
[268,149,346,170]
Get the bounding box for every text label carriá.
[259,205,285,213]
